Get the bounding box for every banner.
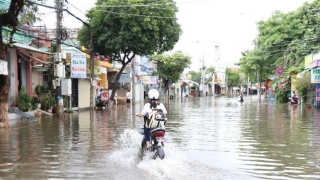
[0,59,8,75]
[142,76,157,84]
[86,59,101,75]
[71,54,87,78]
[305,54,313,69]
[311,68,320,83]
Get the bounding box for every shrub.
[18,87,32,111]
[296,71,315,104]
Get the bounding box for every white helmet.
[148,89,160,100]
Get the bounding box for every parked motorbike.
[138,117,167,160]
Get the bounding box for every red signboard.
[101,90,109,102]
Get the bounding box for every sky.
[36,0,313,71]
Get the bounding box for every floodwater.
[0,95,320,180]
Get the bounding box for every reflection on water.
[0,95,319,179]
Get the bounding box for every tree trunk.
[0,26,10,127]
[0,0,27,127]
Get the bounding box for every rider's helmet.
[148,89,160,108]
[148,89,159,100]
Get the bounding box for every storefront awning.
[13,43,52,55]
[297,69,310,78]
[100,61,112,68]
[18,51,49,66]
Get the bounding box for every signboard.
[101,90,108,102]
[305,55,313,69]
[142,76,157,84]
[86,59,101,75]
[311,68,320,83]
[71,54,87,78]
[316,84,320,108]
[137,76,142,84]
[0,59,8,75]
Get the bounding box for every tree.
[187,71,201,85]
[0,0,39,128]
[239,0,320,103]
[226,68,240,87]
[205,67,215,84]
[78,0,182,102]
[150,51,191,93]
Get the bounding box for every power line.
[26,0,90,27]
[65,1,86,15]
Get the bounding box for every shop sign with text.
[71,54,87,78]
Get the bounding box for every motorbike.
[138,115,167,160]
[238,95,244,103]
[288,96,300,104]
[95,96,108,109]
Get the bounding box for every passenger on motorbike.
[136,89,167,150]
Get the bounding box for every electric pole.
[131,57,135,104]
[56,0,63,116]
[90,32,94,110]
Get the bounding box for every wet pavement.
[0,95,320,179]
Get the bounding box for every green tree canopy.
[188,71,201,85]
[150,51,191,92]
[78,0,182,100]
[226,68,240,87]
[239,0,320,102]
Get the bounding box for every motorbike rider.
[136,89,167,150]
[238,92,244,103]
[290,90,299,104]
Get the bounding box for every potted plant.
[35,85,42,95]
[48,96,56,113]
[40,96,49,111]
[17,87,32,112]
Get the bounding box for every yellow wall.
[100,73,107,89]
[291,72,297,92]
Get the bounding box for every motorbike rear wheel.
[155,146,165,160]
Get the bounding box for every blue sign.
[315,84,320,108]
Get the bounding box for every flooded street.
[1,95,320,179]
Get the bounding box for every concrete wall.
[78,79,91,109]
[8,49,18,106]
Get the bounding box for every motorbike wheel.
[156,146,165,160]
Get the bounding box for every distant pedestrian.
[126,90,131,103]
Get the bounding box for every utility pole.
[56,0,63,116]
[90,32,94,110]
[131,57,135,104]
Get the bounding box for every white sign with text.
[71,54,87,78]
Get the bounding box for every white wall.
[8,49,17,105]
[78,79,92,109]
